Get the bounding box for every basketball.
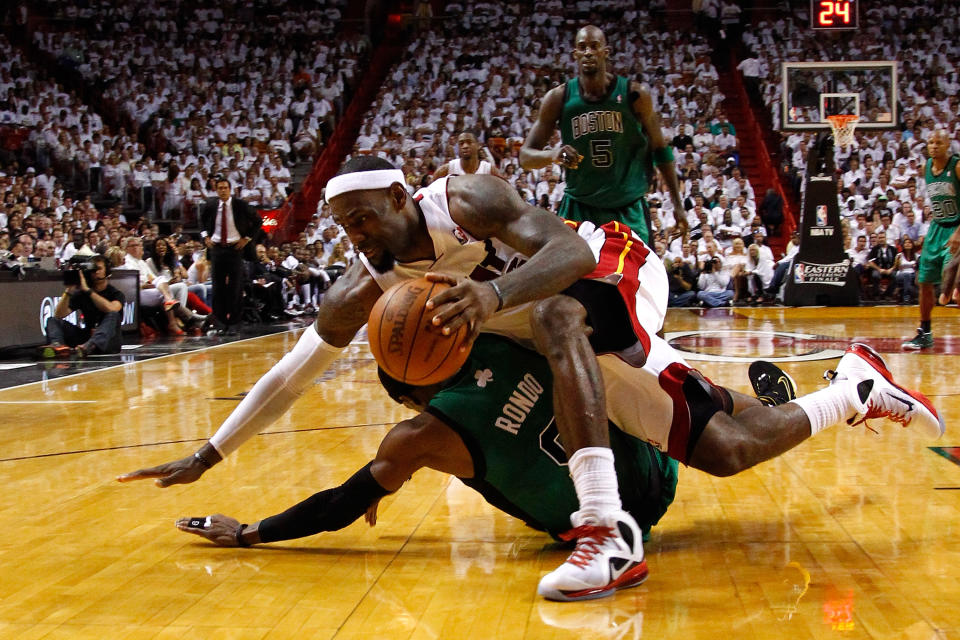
[368,277,471,386]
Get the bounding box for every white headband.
[325,169,405,200]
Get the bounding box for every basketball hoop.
[825,114,859,147]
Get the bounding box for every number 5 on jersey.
[590,139,613,168]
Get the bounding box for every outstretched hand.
[116,454,208,487]
[364,500,381,526]
[176,514,241,546]
[423,272,499,347]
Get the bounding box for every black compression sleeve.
[257,462,391,543]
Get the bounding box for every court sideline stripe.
[0,400,97,404]
[0,328,303,393]
[0,421,396,463]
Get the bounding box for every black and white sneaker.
[749,361,798,406]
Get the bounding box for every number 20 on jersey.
[811,0,858,30]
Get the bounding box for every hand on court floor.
[116,454,208,487]
[176,514,241,546]
[364,500,381,526]
[424,272,498,347]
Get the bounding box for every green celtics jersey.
[559,75,651,209]
[426,335,678,539]
[925,155,960,226]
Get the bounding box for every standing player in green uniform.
[903,129,960,350]
[520,25,687,245]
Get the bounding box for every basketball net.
[825,114,858,147]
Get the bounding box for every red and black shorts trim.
[561,279,640,354]
[561,219,655,356]
[659,362,733,464]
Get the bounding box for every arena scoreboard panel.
[811,0,858,30]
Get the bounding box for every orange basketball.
[368,277,471,386]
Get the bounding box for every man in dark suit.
[200,176,263,331]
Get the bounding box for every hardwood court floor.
[1,306,958,639]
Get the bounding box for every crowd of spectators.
[741,0,960,304]
[336,0,771,307]
[0,0,364,348]
[0,156,357,341]
[3,0,952,345]
[4,0,366,224]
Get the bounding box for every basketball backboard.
[781,61,897,130]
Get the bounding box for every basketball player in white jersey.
[120,157,943,602]
[176,337,939,601]
[433,130,503,179]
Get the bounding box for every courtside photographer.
[40,254,124,357]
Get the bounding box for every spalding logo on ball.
[368,277,471,385]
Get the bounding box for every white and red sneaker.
[537,509,647,602]
[826,343,945,439]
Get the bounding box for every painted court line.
[0,400,97,404]
[0,330,303,393]
[0,363,33,370]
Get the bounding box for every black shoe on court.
[749,360,797,406]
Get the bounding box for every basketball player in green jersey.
[520,25,687,245]
[173,332,943,600]
[903,129,960,350]
[175,335,680,575]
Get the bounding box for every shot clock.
[811,0,858,30]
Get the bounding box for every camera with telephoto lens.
[63,256,98,287]
[702,256,721,273]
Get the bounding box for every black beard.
[369,250,396,274]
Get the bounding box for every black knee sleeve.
[683,372,734,463]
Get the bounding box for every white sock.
[568,447,622,523]
[789,380,859,435]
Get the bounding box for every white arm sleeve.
[209,324,343,457]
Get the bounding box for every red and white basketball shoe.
[826,343,945,439]
[537,509,647,602]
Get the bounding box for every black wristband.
[193,451,212,469]
[236,524,251,547]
